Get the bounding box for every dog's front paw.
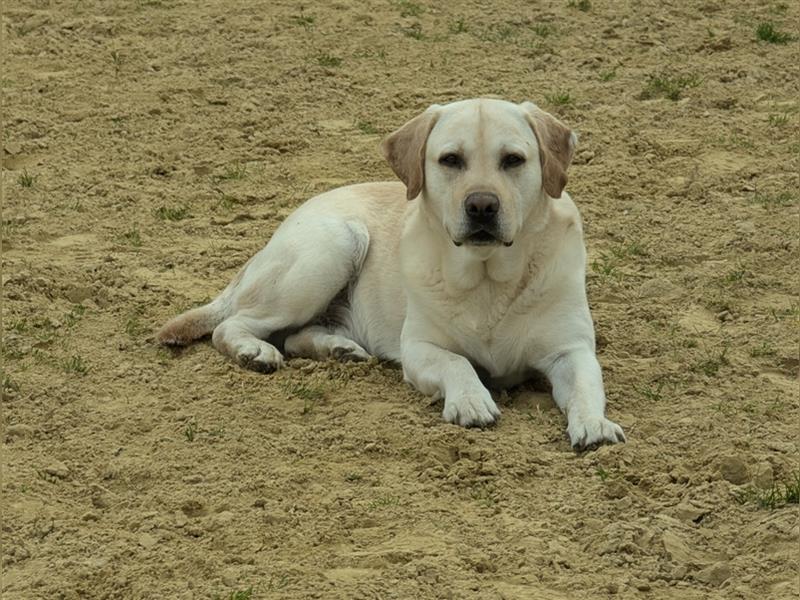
[234,340,284,374]
[568,416,625,450]
[443,388,500,428]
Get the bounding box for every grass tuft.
[734,471,800,509]
[18,170,36,188]
[317,53,342,68]
[155,205,190,221]
[63,355,89,374]
[568,0,591,11]
[545,91,573,106]
[393,0,424,17]
[756,22,793,44]
[640,73,701,101]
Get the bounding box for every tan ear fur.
[381,108,439,201]
[521,102,577,199]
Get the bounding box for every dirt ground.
[2,0,799,598]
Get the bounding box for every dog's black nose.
[465,192,499,222]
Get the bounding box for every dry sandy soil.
[2,1,799,598]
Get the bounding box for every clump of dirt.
[2,1,798,598]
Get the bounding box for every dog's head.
[382,99,576,249]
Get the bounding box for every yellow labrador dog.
[158,98,625,449]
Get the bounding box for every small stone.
[182,474,203,484]
[138,533,158,549]
[6,424,34,438]
[695,562,731,586]
[221,568,238,587]
[4,142,23,156]
[606,582,619,594]
[717,456,748,484]
[43,461,70,479]
[672,502,707,523]
[735,221,756,234]
[604,480,628,500]
[753,462,773,489]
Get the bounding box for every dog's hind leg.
[211,217,370,373]
[285,325,371,362]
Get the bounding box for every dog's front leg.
[543,347,625,449]
[402,339,500,427]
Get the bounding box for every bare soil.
[2,1,799,599]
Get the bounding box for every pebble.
[6,424,34,438]
[182,474,203,484]
[138,533,158,549]
[752,462,773,489]
[717,455,748,485]
[43,461,70,479]
[695,562,731,586]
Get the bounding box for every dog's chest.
[430,276,544,373]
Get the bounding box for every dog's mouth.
[453,229,513,247]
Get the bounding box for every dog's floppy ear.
[381,106,440,201]
[520,101,577,199]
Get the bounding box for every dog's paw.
[567,416,625,450]
[443,388,500,428]
[331,343,371,363]
[234,341,284,374]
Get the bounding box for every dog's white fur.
[158,98,625,449]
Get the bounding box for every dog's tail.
[156,295,230,346]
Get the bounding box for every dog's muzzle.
[453,192,513,247]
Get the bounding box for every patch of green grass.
[568,0,591,12]
[734,471,800,509]
[18,170,36,188]
[227,588,253,600]
[470,484,496,508]
[751,191,796,208]
[532,23,555,37]
[356,121,378,134]
[317,53,342,68]
[290,10,315,29]
[449,18,468,34]
[287,383,327,415]
[768,112,790,127]
[477,23,519,42]
[610,240,648,260]
[2,375,20,395]
[110,50,123,76]
[367,495,401,510]
[399,23,424,40]
[545,91,572,106]
[595,466,610,481]
[125,315,147,337]
[723,266,748,286]
[155,205,190,221]
[122,225,142,247]
[393,0,423,17]
[640,73,701,101]
[749,342,777,358]
[215,162,247,182]
[591,253,618,280]
[599,68,617,82]
[184,420,197,442]
[634,380,666,402]
[65,305,86,328]
[756,22,793,44]
[692,345,729,377]
[63,355,89,375]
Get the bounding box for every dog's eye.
[439,153,464,169]
[501,154,526,169]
